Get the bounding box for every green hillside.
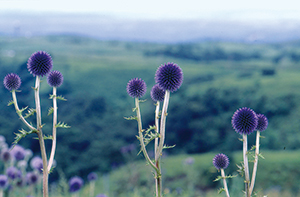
[1,35,300,184]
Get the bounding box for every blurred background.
[1,0,300,196]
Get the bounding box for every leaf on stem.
[163,144,176,150]
[258,153,265,159]
[13,128,38,145]
[43,135,53,140]
[24,108,36,119]
[49,94,67,101]
[17,106,28,116]
[7,100,14,106]
[56,122,71,128]
[124,116,138,121]
[48,107,54,116]
[218,188,225,194]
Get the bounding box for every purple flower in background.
[30,156,43,172]
[0,175,8,189]
[256,114,268,132]
[11,145,26,161]
[232,107,258,135]
[26,172,39,185]
[69,176,84,193]
[150,84,165,102]
[6,166,21,180]
[213,153,230,170]
[1,149,11,162]
[183,157,195,165]
[3,73,21,91]
[87,172,98,182]
[47,70,63,87]
[27,51,53,77]
[155,62,183,92]
[126,78,147,98]
[96,194,108,197]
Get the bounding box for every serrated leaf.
[55,122,70,128]
[48,107,54,116]
[218,188,225,194]
[124,116,138,121]
[258,153,265,159]
[138,99,147,103]
[24,108,36,119]
[214,176,222,182]
[57,95,67,101]
[43,135,53,140]
[7,100,14,106]
[17,106,28,116]
[13,128,38,145]
[163,144,176,150]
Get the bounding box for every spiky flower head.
[232,107,258,135]
[0,149,11,162]
[155,62,183,92]
[47,70,63,87]
[26,171,39,185]
[69,176,84,193]
[213,153,229,170]
[126,78,147,98]
[87,172,98,182]
[11,145,25,161]
[150,84,165,102]
[27,51,53,77]
[6,166,21,180]
[3,73,21,91]
[256,114,268,132]
[30,156,43,172]
[0,175,8,189]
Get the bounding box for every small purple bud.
[47,70,63,87]
[0,175,8,189]
[3,73,21,91]
[213,153,229,170]
[69,176,84,193]
[87,172,98,182]
[150,84,165,102]
[126,78,147,98]
[256,114,268,132]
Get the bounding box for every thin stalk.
[249,130,261,195]
[154,101,161,197]
[34,76,49,197]
[134,98,158,173]
[11,90,35,131]
[243,134,250,197]
[221,169,230,197]
[89,181,95,197]
[48,87,57,172]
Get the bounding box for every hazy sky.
[1,0,300,20]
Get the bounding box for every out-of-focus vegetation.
[1,35,300,193]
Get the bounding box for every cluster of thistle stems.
[221,131,263,197]
[134,90,170,197]
[11,76,61,197]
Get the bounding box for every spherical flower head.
[11,145,26,161]
[27,51,53,77]
[150,84,165,102]
[26,172,39,185]
[87,172,98,182]
[69,176,84,193]
[1,149,11,162]
[47,70,63,87]
[213,153,230,170]
[232,107,258,135]
[3,73,21,91]
[126,78,147,98]
[30,156,43,172]
[155,62,183,92]
[6,166,21,180]
[0,175,8,189]
[256,114,268,132]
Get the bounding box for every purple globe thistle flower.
[256,114,268,132]
[150,84,165,102]
[155,62,183,92]
[47,70,63,87]
[96,194,108,197]
[30,156,43,172]
[87,172,98,182]
[232,107,258,135]
[0,175,8,189]
[1,149,11,162]
[213,153,230,170]
[6,166,22,180]
[26,172,39,185]
[3,73,21,91]
[27,51,53,77]
[69,176,84,193]
[126,78,147,98]
[11,145,26,161]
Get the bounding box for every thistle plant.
[126,62,183,197]
[3,51,69,197]
[213,153,230,197]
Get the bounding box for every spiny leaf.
[218,188,225,194]
[57,95,67,101]
[13,129,38,145]
[48,107,54,116]
[258,153,265,159]
[163,144,176,150]
[214,176,223,182]
[124,116,138,121]
[17,106,28,116]
[43,135,53,140]
[138,99,147,103]
[132,107,137,112]
[56,122,70,128]
[7,100,14,106]
[24,108,36,119]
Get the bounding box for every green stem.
[243,134,250,197]
[48,87,57,172]
[221,169,230,197]
[11,90,35,131]
[34,76,49,197]
[134,98,158,173]
[154,101,162,197]
[249,130,260,195]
